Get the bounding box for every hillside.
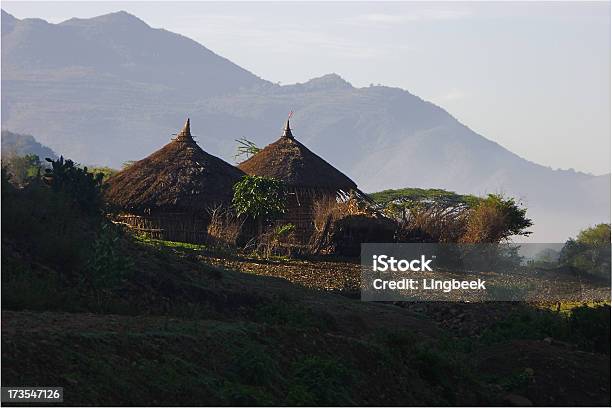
[2,171,610,406]
[1,130,57,159]
[1,10,609,241]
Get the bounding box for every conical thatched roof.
[105,119,245,212]
[238,120,357,193]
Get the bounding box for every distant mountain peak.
[1,130,58,160]
[1,9,18,34]
[302,73,353,90]
[1,9,17,20]
[60,10,149,28]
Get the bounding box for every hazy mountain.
[1,10,609,241]
[1,130,57,160]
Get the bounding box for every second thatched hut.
[238,119,360,242]
[105,119,245,243]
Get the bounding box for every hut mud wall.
[114,212,211,243]
[277,189,339,245]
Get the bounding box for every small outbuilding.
[105,119,245,243]
[238,119,360,242]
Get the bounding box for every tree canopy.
[370,187,532,243]
[560,224,611,278]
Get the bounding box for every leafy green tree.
[479,194,533,239]
[560,224,611,278]
[461,194,532,243]
[371,188,532,243]
[44,156,105,213]
[575,223,611,247]
[232,175,286,233]
[2,154,43,186]
[371,187,479,223]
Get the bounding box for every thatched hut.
[105,119,245,243]
[238,119,359,242]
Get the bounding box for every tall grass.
[206,204,245,248]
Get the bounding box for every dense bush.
[371,188,532,243]
[480,304,611,354]
[85,223,133,292]
[232,175,287,246]
[568,304,611,353]
[287,356,355,405]
[44,156,105,213]
[2,159,129,298]
[2,173,93,279]
[461,194,532,243]
[559,224,611,279]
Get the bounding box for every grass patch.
[480,304,611,353]
[287,356,356,406]
[134,235,208,252]
[252,301,337,331]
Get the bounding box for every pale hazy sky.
[3,1,611,175]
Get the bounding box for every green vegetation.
[232,175,286,235]
[287,356,356,405]
[574,223,611,246]
[2,153,44,186]
[463,194,532,242]
[135,235,208,252]
[3,153,113,194]
[2,160,609,406]
[86,223,134,292]
[44,156,105,212]
[0,162,477,405]
[1,156,133,311]
[371,187,480,211]
[559,223,611,278]
[479,304,611,354]
[88,166,118,181]
[234,138,261,162]
[371,187,532,243]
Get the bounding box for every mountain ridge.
[1,9,609,240]
[1,130,58,160]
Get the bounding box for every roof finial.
[175,118,192,141]
[283,111,294,138]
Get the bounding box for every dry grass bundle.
[254,223,298,258]
[309,195,396,255]
[206,204,245,248]
[312,195,371,230]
